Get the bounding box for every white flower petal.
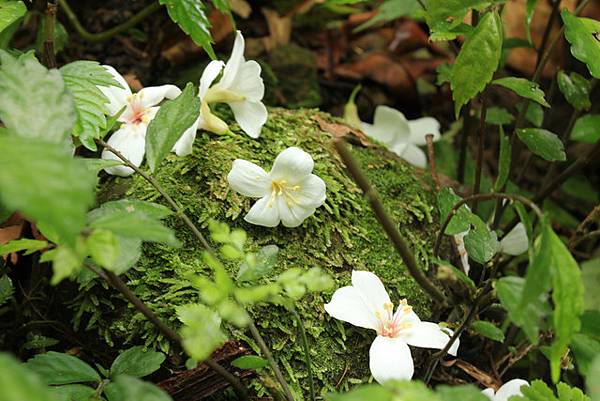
[219,30,245,89]
[369,336,414,383]
[408,117,441,146]
[276,196,315,228]
[324,286,378,330]
[226,60,264,101]
[401,321,458,356]
[270,147,314,183]
[294,174,326,208]
[229,100,267,138]
[101,124,145,177]
[137,85,181,107]
[495,379,529,401]
[482,388,495,400]
[172,116,201,156]
[398,143,427,168]
[227,159,270,197]
[99,65,132,116]
[244,195,279,227]
[499,223,529,256]
[362,105,410,148]
[199,60,225,98]
[351,270,391,317]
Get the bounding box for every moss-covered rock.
[87,107,440,397]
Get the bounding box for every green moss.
[87,107,440,397]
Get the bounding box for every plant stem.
[249,322,295,401]
[426,134,441,191]
[42,1,57,68]
[434,193,543,259]
[457,104,474,183]
[472,97,488,213]
[291,308,315,401]
[58,0,161,42]
[334,138,449,305]
[86,266,249,399]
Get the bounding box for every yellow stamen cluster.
[267,180,301,208]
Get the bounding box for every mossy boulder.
[92,107,440,397]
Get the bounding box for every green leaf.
[426,0,493,28]
[581,259,600,310]
[525,0,537,43]
[513,380,557,401]
[494,125,511,191]
[436,384,490,401]
[0,238,47,256]
[89,211,180,247]
[571,114,600,143]
[231,355,269,369]
[110,346,166,378]
[572,333,600,378]
[562,10,600,79]
[485,106,514,125]
[146,83,200,172]
[86,229,120,269]
[0,50,75,143]
[589,356,600,401]
[492,77,550,107]
[471,320,505,342]
[105,375,172,401]
[0,1,26,33]
[110,236,142,275]
[464,215,498,264]
[517,102,544,127]
[0,352,58,401]
[89,200,172,221]
[557,71,592,111]
[60,61,121,151]
[0,136,96,246]
[0,274,13,306]
[437,187,471,235]
[326,384,393,401]
[177,303,226,362]
[49,384,96,401]
[159,0,215,59]
[25,352,100,385]
[546,227,584,383]
[516,128,566,162]
[237,244,279,282]
[40,241,87,285]
[450,11,503,117]
[355,0,419,31]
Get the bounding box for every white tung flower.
[227,147,326,228]
[361,105,441,168]
[482,379,529,401]
[99,65,181,176]
[498,223,529,256]
[324,270,459,383]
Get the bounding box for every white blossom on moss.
[227,147,326,227]
[361,105,441,168]
[99,65,181,176]
[324,270,459,383]
[482,379,529,401]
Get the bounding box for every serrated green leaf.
[0,274,13,306]
[0,353,58,401]
[326,384,394,401]
[237,244,279,282]
[436,384,490,401]
[581,259,600,310]
[0,0,26,33]
[517,102,544,127]
[89,212,180,247]
[231,355,268,369]
[572,333,600,378]
[426,0,493,28]
[571,114,600,143]
[25,352,100,385]
[110,346,165,378]
[177,303,227,362]
[557,71,592,111]
[60,61,121,151]
[471,320,505,342]
[517,128,566,162]
[48,384,96,401]
[464,215,498,264]
[485,106,514,125]
[0,50,75,143]
[40,239,87,285]
[146,82,200,172]
[88,199,172,221]
[105,375,172,401]
[86,229,119,269]
[562,10,600,79]
[492,77,550,107]
[159,0,215,59]
[437,187,472,235]
[450,11,503,117]
[0,239,48,256]
[494,125,511,190]
[0,136,96,247]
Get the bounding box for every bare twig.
[42,1,57,68]
[426,134,441,191]
[472,97,488,213]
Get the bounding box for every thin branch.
[334,138,449,305]
[58,0,161,42]
[42,1,57,68]
[472,97,488,213]
[292,308,315,401]
[426,134,441,191]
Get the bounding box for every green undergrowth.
[79,107,440,397]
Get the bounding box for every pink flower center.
[375,300,413,338]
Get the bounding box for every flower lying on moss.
[227,147,326,227]
[98,65,180,176]
[360,105,441,168]
[324,270,458,383]
[482,379,529,401]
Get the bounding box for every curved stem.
[334,138,449,306]
[248,322,295,401]
[472,97,488,213]
[434,193,543,259]
[58,0,161,42]
[291,308,315,401]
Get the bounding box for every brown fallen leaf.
[449,359,501,389]
[314,115,371,146]
[0,213,25,264]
